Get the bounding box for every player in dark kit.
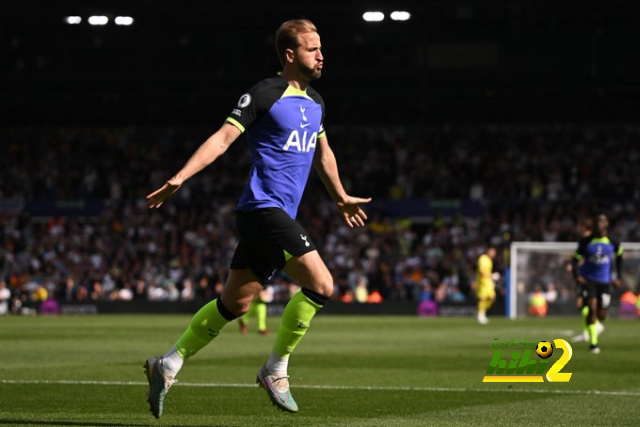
[572,213,623,354]
[142,19,371,418]
[571,218,605,343]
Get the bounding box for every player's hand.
[576,276,586,285]
[337,196,372,228]
[146,179,182,208]
[612,278,622,288]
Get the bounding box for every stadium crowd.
[1,124,639,314]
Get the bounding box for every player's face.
[596,215,609,234]
[293,32,323,80]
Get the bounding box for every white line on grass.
[1,379,639,397]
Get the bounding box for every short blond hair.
[275,19,317,67]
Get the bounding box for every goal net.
[508,242,640,319]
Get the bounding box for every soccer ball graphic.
[536,341,554,359]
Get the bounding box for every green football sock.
[175,298,236,359]
[581,306,589,335]
[255,301,267,331]
[273,289,326,357]
[588,322,598,346]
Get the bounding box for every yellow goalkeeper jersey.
[476,254,494,289]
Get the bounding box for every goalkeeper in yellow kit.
[239,287,274,335]
[476,245,498,324]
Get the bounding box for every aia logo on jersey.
[283,130,317,152]
[589,245,610,265]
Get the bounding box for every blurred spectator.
[32,284,48,307]
[367,290,383,303]
[446,285,466,303]
[1,124,639,310]
[181,279,195,301]
[528,286,548,317]
[354,276,369,303]
[545,283,558,304]
[117,284,134,301]
[419,283,434,302]
[618,290,638,319]
[340,289,354,303]
[0,280,10,315]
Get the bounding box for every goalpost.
[508,242,640,319]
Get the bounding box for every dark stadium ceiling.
[3,0,635,32]
[3,0,639,126]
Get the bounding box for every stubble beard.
[297,61,322,81]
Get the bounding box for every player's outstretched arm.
[313,135,371,228]
[146,123,241,208]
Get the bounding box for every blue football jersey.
[226,76,326,219]
[574,236,624,284]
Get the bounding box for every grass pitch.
[0,314,639,426]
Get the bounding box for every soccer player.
[476,245,498,325]
[239,287,273,335]
[572,213,623,353]
[571,218,603,342]
[143,19,371,418]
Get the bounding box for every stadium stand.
[2,125,639,313]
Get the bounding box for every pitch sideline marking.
[1,379,639,397]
